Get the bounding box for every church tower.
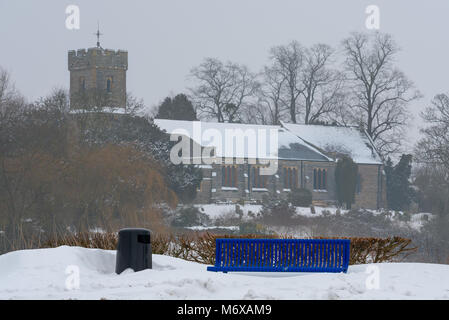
[68,27,128,109]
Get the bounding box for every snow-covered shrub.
[235,204,244,220]
[259,196,296,225]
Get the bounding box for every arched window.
[222,165,237,188]
[293,168,298,188]
[79,77,85,91]
[313,168,327,190]
[252,166,267,188]
[322,170,326,190]
[106,76,113,93]
[283,167,298,189]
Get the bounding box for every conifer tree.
[156,94,197,121]
[386,154,414,211]
[335,156,358,209]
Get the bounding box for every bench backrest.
[213,238,350,272]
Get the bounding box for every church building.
[68,35,386,210]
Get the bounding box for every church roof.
[281,122,383,165]
[153,119,331,162]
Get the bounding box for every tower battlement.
[68,47,128,71]
[68,44,128,109]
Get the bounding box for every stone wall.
[353,164,383,209]
[68,47,128,108]
[302,161,337,206]
[193,159,384,210]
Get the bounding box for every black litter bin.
[115,228,152,274]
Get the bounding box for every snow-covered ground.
[1,246,448,300]
[196,204,432,231]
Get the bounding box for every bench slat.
[207,238,350,273]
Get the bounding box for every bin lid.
[118,228,152,234]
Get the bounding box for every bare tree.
[415,93,449,169]
[34,88,70,113]
[0,68,26,125]
[268,41,305,123]
[342,32,421,157]
[255,64,288,125]
[125,92,146,116]
[414,93,449,216]
[189,58,259,123]
[0,68,28,156]
[300,44,345,124]
[240,102,271,125]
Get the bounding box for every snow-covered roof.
[69,107,127,114]
[154,119,331,161]
[281,122,383,165]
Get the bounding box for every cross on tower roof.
[94,22,103,48]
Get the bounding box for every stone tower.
[68,40,128,109]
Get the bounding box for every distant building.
[154,119,387,209]
[68,32,128,109]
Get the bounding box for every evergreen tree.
[156,94,197,121]
[384,157,394,208]
[335,156,358,209]
[386,154,414,211]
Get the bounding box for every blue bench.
[207,238,350,273]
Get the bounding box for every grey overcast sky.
[0,0,448,151]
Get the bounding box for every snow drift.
[0,246,448,300]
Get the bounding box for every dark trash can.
[115,228,152,274]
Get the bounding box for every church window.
[313,168,327,190]
[106,76,113,92]
[79,77,85,91]
[252,166,268,188]
[283,167,298,189]
[222,165,237,188]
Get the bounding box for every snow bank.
[1,246,448,300]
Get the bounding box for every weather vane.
[94,21,103,48]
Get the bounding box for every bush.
[287,188,312,207]
[259,197,296,225]
[418,214,449,264]
[314,236,416,264]
[43,232,416,266]
[171,206,210,227]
